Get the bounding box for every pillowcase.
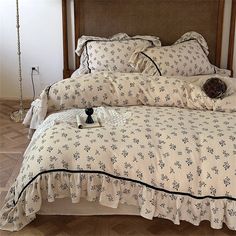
[86,39,154,73]
[72,33,161,76]
[129,32,215,76]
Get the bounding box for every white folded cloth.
[23,90,48,130]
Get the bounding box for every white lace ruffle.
[23,89,48,131]
[33,107,131,139]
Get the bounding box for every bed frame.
[228,0,235,75]
[62,0,235,79]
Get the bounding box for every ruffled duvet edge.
[0,172,236,231]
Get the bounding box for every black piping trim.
[141,52,162,76]
[214,65,217,74]
[85,43,91,73]
[176,38,200,44]
[46,82,57,95]
[14,169,236,206]
[175,38,208,57]
[84,37,155,45]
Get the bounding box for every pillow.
[86,39,154,73]
[129,32,215,76]
[73,33,161,76]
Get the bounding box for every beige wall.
[0,0,63,99]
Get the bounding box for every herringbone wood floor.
[0,100,235,236]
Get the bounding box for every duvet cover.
[0,72,236,231]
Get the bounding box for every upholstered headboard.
[62,0,227,78]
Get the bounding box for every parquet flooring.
[0,100,235,236]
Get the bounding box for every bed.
[1,0,236,232]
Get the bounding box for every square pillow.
[129,32,215,76]
[72,33,161,76]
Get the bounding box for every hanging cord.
[16,0,24,111]
[31,69,36,101]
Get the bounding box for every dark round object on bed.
[202,78,227,99]
[85,108,94,124]
[85,108,94,116]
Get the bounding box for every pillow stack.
[72,31,228,78]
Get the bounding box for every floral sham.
[129,32,216,76]
[1,72,236,231]
[86,39,154,73]
[71,33,161,76]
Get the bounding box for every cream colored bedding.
[1,72,236,231]
[24,72,236,130]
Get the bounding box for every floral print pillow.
[86,39,154,73]
[174,31,209,55]
[71,33,161,76]
[129,32,215,76]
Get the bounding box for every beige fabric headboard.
[62,0,225,78]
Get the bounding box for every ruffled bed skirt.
[0,172,236,231]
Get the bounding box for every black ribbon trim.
[141,52,162,76]
[175,38,208,57]
[85,43,91,73]
[14,169,236,206]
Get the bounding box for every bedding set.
[0,32,236,231]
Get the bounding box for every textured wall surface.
[0,0,234,99]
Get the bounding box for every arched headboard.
[62,0,226,78]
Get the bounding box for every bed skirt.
[39,198,139,216]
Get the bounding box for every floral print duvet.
[0,72,236,231]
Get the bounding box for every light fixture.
[10,0,27,122]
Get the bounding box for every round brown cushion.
[203,78,227,99]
